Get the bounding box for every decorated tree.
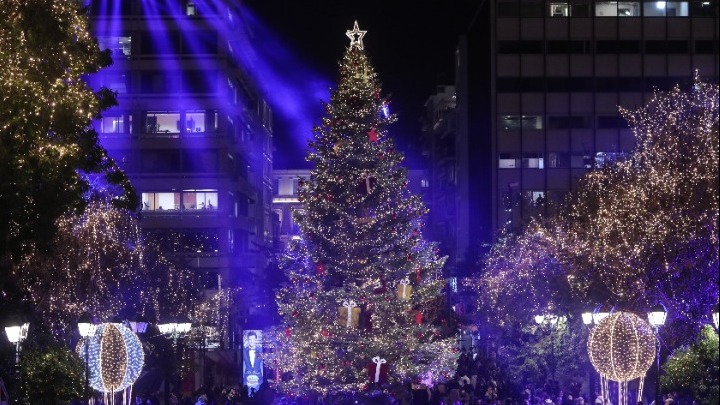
[469,76,718,399]
[0,0,136,297]
[557,74,719,345]
[267,22,456,395]
[14,201,203,342]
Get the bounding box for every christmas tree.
[269,21,457,395]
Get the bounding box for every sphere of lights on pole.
[78,322,145,393]
[587,311,656,382]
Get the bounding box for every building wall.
[87,0,274,332]
[489,0,718,234]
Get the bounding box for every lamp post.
[5,314,30,404]
[647,304,667,405]
[582,308,596,401]
[534,313,560,382]
[159,317,192,403]
[712,303,719,331]
[77,313,96,405]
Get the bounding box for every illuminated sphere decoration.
[587,311,656,382]
[78,323,145,393]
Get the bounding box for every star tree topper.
[346,20,367,50]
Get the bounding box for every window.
[182,150,218,172]
[570,0,592,16]
[141,150,180,173]
[497,1,521,17]
[690,0,717,16]
[547,40,592,54]
[142,192,181,211]
[597,40,641,53]
[644,1,689,16]
[570,154,593,168]
[421,179,430,188]
[185,110,206,133]
[186,1,197,16]
[598,115,629,128]
[98,114,130,134]
[695,40,717,54]
[148,229,220,253]
[548,116,590,129]
[547,152,570,168]
[97,36,131,57]
[646,40,688,53]
[524,191,546,206]
[182,190,218,210]
[595,151,628,167]
[145,111,181,134]
[549,3,571,16]
[499,115,543,130]
[498,154,520,168]
[595,2,640,16]
[522,154,545,169]
[497,40,544,54]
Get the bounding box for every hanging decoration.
[587,312,656,405]
[78,322,144,405]
[397,277,412,300]
[356,172,376,195]
[368,128,379,142]
[338,300,360,328]
[368,356,388,383]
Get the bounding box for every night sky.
[240,1,482,169]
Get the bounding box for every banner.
[242,330,263,394]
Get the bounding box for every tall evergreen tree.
[269,22,456,394]
[0,0,136,290]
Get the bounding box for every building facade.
[86,0,273,355]
[486,0,718,234]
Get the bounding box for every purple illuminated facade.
[85,0,274,349]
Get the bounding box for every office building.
[86,0,274,359]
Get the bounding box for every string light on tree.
[265,21,456,395]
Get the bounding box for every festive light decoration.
[345,20,367,50]
[78,323,144,396]
[588,312,656,405]
[267,21,456,394]
[0,0,137,275]
[471,75,718,345]
[16,201,202,341]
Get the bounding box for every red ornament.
[285,328,292,337]
[367,128,379,142]
[415,311,423,325]
[325,194,333,201]
[416,268,421,283]
[292,311,299,318]
[321,329,329,337]
[316,262,326,275]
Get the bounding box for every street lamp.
[5,313,30,404]
[647,304,667,405]
[125,315,149,335]
[159,316,192,403]
[712,303,719,330]
[77,313,96,405]
[534,313,560,381]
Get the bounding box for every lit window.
[549,3,570,16]
[185,110,206,133]
[499,115,543,130]
[595,2,640,16]
[182,190,218,210]
[186,1,197,16]
[97,36,131,56]
[98,114,129,134]
[145,111,180,134]
[142,192,181,211]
